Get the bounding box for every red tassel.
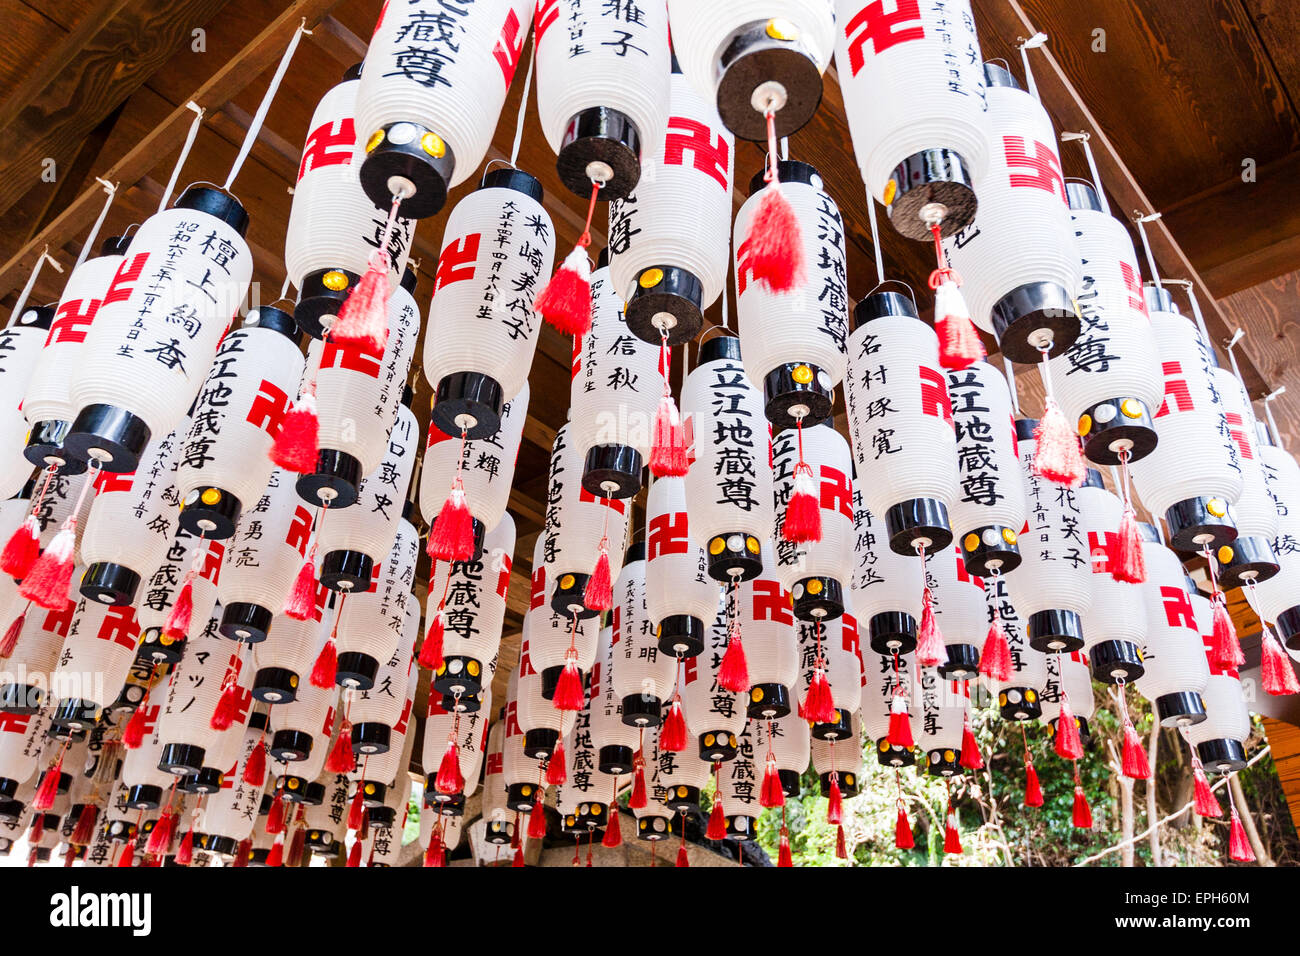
[71,804,97,846]
[266,833,284,868]
[146,812,174,856]
[916,594,946,669]
[1112,508,1147,584]
[29,814,43,844]
[209,677,240,731]
[419,612,445,670]
[330,257,390,352]
[649,391,689,477]
[20,527,76,610]
[933,278,985,370]
[1023,762,1044,807]
[1,515,40,579]
[603,809,623,847]
[244,737,267,785]
[826,776,844,825]
[233,839,250,866]
[717,634,749,693]
[1054,698,1085,761]
[512,845,525,867]
[287,826,306,868]
[1122,721,1150,779]
[310,639,338,689]
[1262,630,1300,695]
[583,548,613,612]
[887,694,914,749]
[535,246,593,336]
[0,611,21,660]
[282,558,318,620]
[778,827,794,866]
[429,487,474,563]
[1031,400,1086,488]
[326,723,356,773]
[176,828,194,865]
[835,824,848,859]
[528,794,548,839]
[546,740,567,785]
[346,786,365,831]
[33,757,60,811]
[675,842,690,868]
[943,811,962,855]
[760,758,785,808]
[435,737,465,795]
[895,807,914,849]
[961,715,983,770]
[1072,784,1093,829]
[706,798,726,840]
[1210,596,1244,670]
[782,472,821,544]
[267,794,286,835]
[1228,809,1255,863]
[123,706,147,749]
[163,580,193,640]
[803,667,836,725]
[270,392,319,474]
[659,699,688,753]
[116,838,136,867]
[630,760,648,809]
[1194,766,1222,817]
[745,185,806,294]
[553,659,585,711]
[346,838,363,867]
[980,620,1012,682]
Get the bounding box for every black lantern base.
[334,651,379,690]
[958,525,1022,576]
[432,654,486,698]
[704,531,764,582]
[549,571,602,619]
[1197,737,1247,774]
[222,602,275,645]
[885,497,952,555]
[269,728,314,763]
[581,444,643,499]
[50,698,99,732]
[1089,639,1145,683]
[598,744,635,776]
[926,747,962,777]
[1217,534,1280,589]
[296,449,362,509]
[716,18,824,140]
[506,782,540,814]
[439,689,482,714]
[820,770,858,798]
[357,121,455,219]
[619,693,663,728]
[1028,608,1085,653]
[0,683,43,715]
[636,814,678,841]
[523,728,559,760]
[624,264,704,346]
[557,106,641,201]
[1277,605,1300,651]
[662,783,700,814]
[1078,396,1159,466]
[158,742,206,776]
[136,626,185,664]
[282,777,325,806]
[990,280,1079,362]
[885,148,977,241]
[358,780,388,809]
[874,737,915,768]
[63,403,152,474]
[79,561,141,607]
[998,687,1042,721]
[868,610,918,655]
[126,784,162,811]
[433,371,504,442]
[1165,496,1238,552]
[319,548,374,593]
[23,419,87,474]
[177,485,242,539]
[746,681,791,720]
[791,575,844,622]
[724,814,758,841]
[295,267,361,340]
[763,362,834,430]
[811,708,853,742]
[657,614,706,657]
[937,643,981,680]
[1155,690,1207,728]
[698,730,739,762]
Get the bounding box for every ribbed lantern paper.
[1212,367,1277,584]
[358,663,420,805]
[983,574,1048,720]
[796,610,863,729]
[347,598,418,749]
[653,717,711,808]
[523,602,600,702]
[1135,536,1211,727]
[832,0,988,236]
[200,721,270,849]
[918,673,967,776]
[1,598,76,710]
[607,68,733,342]
[134,528,224,650]
[121,705,179,805]
[431,515,515,697]
[0,709,50,791]
[645,475,719,655]
[926,544,988,679]
[811,710,861,792]
[681,598,747,761]
[610,548,677,720]
[501,671,544,808]
[515,635,576,754]
[861,648,915,764]
[754,709,811,794]
[156,614,251,774]
[477,717,514,846]
[554,690,617,834]
[1187,589,1251,771]
[849,486,923,654]
[422,171,554,441]
[302,771,349,856]
[1252,437,1300,643]
[264,648,336,773]
[67,187,253,472]
[1077,474,1148,682]
[423,684,489,805]
[717,723,759,839]
[0,307,54,495]
[331,514,418,688]
[589,627,640,773]
[739,542,799,718]
[175,313,305,535]
[52,598,141,722]
[353,0,535,213]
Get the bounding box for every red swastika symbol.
[663,117,729,189]
[94,469,134,494]
[97,605,138,651]
[0,712,32,733]
[42,599,76,639]
[535,0,559,44]
[1120,262,1148,315]
[919,366,954,430]
[820,467,854,520]
[434,234,480,293]
[321,337,382,378]
[286,506,314,557]
[493,7,524,85]
[752,580,792,625]
[394,697,413,736]
[530,564,546,610]
[504,700,521,736]
[1160,585,1195,631]
[647,511,689,560]
[1225,412,1253,460]
[496,552,512,599]
[1088,530,1118,574]
[844,0,925,74]
[682,655,698,686]
[198,541,224,585]
[103,253,149,306]
[1155,361,1193,417]
[246,379,291,436]
[579,487,627,515]
[47,297,100,346]
[735,237,756,297]
[297,118,355,182]
[1004,136,1067,204]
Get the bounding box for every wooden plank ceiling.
[4,0,1300,715]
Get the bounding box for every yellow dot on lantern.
[829,709,840,723]
[364,783,375,795]
[882,179,898,205]
[1002,527,1018,545]
[792,364,813,385]
[289,674,299,688]
[704,733,716,746]
[878,739,889,752]
[287,777,299,789]
[592,804,603,815]
[521,784,532,796]
[845,774,855,787]
[745,536,761,554]
[559,573,576,589]
[709,537,725,555]
[365,129,385,153]
[467,660,480,677]
[310,830,319,840]
[807,579,823,595]
[765,17,799,40]
[638,268,663,288]
[964,533,979,552]
[1207,498,1227,517]
[322,270,349,291]
[676,786,688,798]
[159,633,174,646]
[751,687,763,703]
[420,131,446,158]
[216,775,224,787]
[1121,398,1143,419]
[200,488,221,506]
[944,750,956,762]
[1218,545,1234,564]
[998,692,1008,706]
[1077,413,1093,436]
[1025,689,1038,703]
[435,663,446,676]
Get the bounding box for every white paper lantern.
[754,708,811,796]
[0,597,76,713]
[918,673,966,776]
[121,702,180,808]
[0,709,50,793]
[523,602,599,703]
[265,660,337,777]
[925,543,988,679]
[66,188,253,472]
[607,68,733,343]
[348,595,418,754]
[681,595,747,760]
[681,335,776,580]
[1186,590,1251,772]
[738,541,799,718]
[716,722,760,839]
[50,599,141,730]
[554,692,617,834]
[860,647,916,766]
[849,482,925,672]
[1077,474,1148,682]
[846,293,959,554]
[983,573,1048,719]
[423,684,489,809]
[331,515,418,688]
[1136,539,1211,727]
[1211,367,1278,588]
[588,626,640,774]
[811,709,861,793]
[832,0,987,239]
[0,306,52,496]
[501,670,545,810]
[478,717,515,846]
[134,527,224,660]
[796,608,862,730]
[198,721,270,853]
[609,548,677,724]
[1253,439,1300,645]
[358,664,420,808]
[645,474,719,655]
[1041,647,1095,742]
[514,634,577,756]
[431,514,515,699]
[302,770,349,856]
[653,726,711,811]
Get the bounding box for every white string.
[1264,388,1287,451]
[780,136,789,161]
[6,247,62,329]
[1017,32,1048,101]
[279,275,292,301]
[508,34,536,168]
[1133,212,1163,289]
[75,178,118,271]
[1061,132,1110,216]
[865,193,886,287]
[1002,357,1021,415]
[222,20,310,191]
[158,102,205,214]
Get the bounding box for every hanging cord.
[158,103,205,214]
[75,179,119,271]
[508,33,536,167]
[222,20,310,191]
[1162,277,1213,349]
[6,248,62,329]
[1263,386,1288,451]
[865,183,886,288]
[1060,131,1110,215]
[1132,211,1163,289]
[1017,32,1048,100]
[1002,357,1021,415]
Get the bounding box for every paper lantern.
[286,67,415,337]
[302,770,349,856]
[568,258,661,497]
[362,761,410,866]
[738,541,799,719]
[199,721,271,855]
[681,595,746,760]
[1187,589,1250,772]
[501,671,544,810]
[523,579,600,707]
[607,68,733,343]
[0,597,76,714]
[918,674,967,776]
[134,528,224,664]
[265,656,337,776]
[314,401,418,592]
[849,485,924,655]
[423,684,488,813]
[861,648,916,766]
[1211,367,1278,587]
[431,514,515,700]
[331,513,418,688]
[478,717,515,846]
[984,573,1048,720]
[542,423,629,615]
[846,291,958,554]
[534,0,670,200]
[301,271,418,508]
[1012,418,1094,651]
[667,0,835,140]
[832,0,987,239]
[926,544,987,679]
[752,710,808,801]
[23,238,131,471]
[174,308,304,538]
[554,694,617,835]
[357,662,420,809]
[49,599,140,732]
[78,420,187,607]
[811,709,861,796]
[945,361,1027,574]
[797,608,862,738]
[654,714,711,814]
[353,0,535,217]
[1135,528,1210,726]
[771,422,855,619]
[610,546,677,726]
[65,187,252,472]
[419,381,528,555]
[630,723,675,840]
[1253,433,1300,647]
[1043,186,1163,466]
[681,335,776,580]
[0,305,53,496]
[347,595,418,755]
[645,474,719,657]
[121,703,178,809]
[0,710,50,798]
[943,64,1081,359]
[515,635,576,758]
[715,722,760,840]
[1128,293,1243,550]
[588,626,640,774]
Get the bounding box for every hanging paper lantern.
[1187,588,1250,772]
[681,596,747,761]
[1128,291,1243,550]
[984,573,1048,720]
[331,511,418,689]
[357,662,420,810]
[735,161,848,428]
[1077,471,1147,682]
[811,708,861,795]
[314,401,418,592]
[1211,368,1278,587]
[300,271,418,508]
[422,683,489,814]
[0,709,51,798]
[797,608,862,739]
[353,0,535,217]
[249,580,330,704]
[631,725,676,842]
[946,361,1027,574]
[553,692,617,836]
[755,706,812,796]
[174,307,305,538]
[419,382,528,559]
[850,485,924,655]
[926,544,987,679]
[121,705,178,810]
[846,290,958,554]
[478,717,516,846]
[65,186,252,472]
[0,597,75,714]
[655,714,712,814]
[346,597,418,756]
[134,527,224,664]
[667,0,835,140]
[515,634,576,758]
[918,674,967,777]
[1253,429,1300,648]
[1135,525,1210,726]
[362,761,412,866]
[716,722,760,840]
[943,64,1081,359]
[588,626,640,774]
[300,770,349,857]
[1012,418,1093,651]
[832,0,987,239]
[739,541,799,719]
[265,661,337,782]
[861,647,914,765]
[682,335,776,581]
[523,563,600,707]
[78,419,187,606]
[645,475,719,657]
[0,305,54,497]
[541,423,628,615]
[610,547,677,726]
[198,720,272,857]
[568,256,661,497]
[49,599,140,732]
[607,68,733,344]
[772,421,854,619]
[501,670,544,811]
[1042,648,1095,752]
[23,238,131,471]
